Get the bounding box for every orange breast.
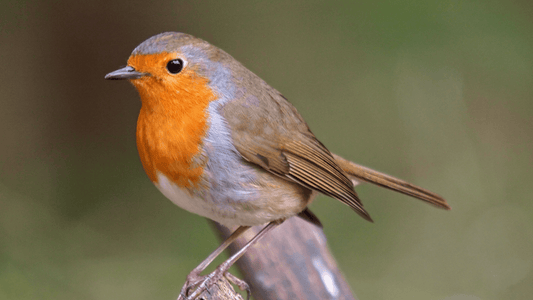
[129,53,216,188]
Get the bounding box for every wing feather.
[219,76,373,221]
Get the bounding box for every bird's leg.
[178,225,250,299]
[183,221,282,300]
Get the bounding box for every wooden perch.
[201,216,358,300]
[193,277,244,300]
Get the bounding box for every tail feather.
[332,153,451,210]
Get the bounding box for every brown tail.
[332,153,451,210]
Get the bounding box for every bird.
[105,32,450,299]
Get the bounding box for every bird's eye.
[166,59,184,74]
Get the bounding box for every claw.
[178,269,208,299]
[224,272,251,300]
[182,271,249,300]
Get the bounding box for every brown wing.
[220,81,372,222]
[282,139,372,221]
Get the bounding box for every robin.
[105,32,450,299]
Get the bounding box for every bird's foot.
[177,269,250,300]
[224,272,251,299]
[177,270,203,300]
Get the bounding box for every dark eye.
[166,59,184,74]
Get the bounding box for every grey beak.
[105,66,146,80]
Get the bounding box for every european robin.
[105,32,450,299]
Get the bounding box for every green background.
[1,1,532,299]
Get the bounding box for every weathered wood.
[210,217,358,300]
[193,277,244,300]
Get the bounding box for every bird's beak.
[105,66,146,80]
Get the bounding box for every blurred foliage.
[1,0,532,299]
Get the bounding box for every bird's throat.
[134,75,215,188]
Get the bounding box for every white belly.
[155,173,213,219]
[155,172,292,227]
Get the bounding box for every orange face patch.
[128,52,216,188]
